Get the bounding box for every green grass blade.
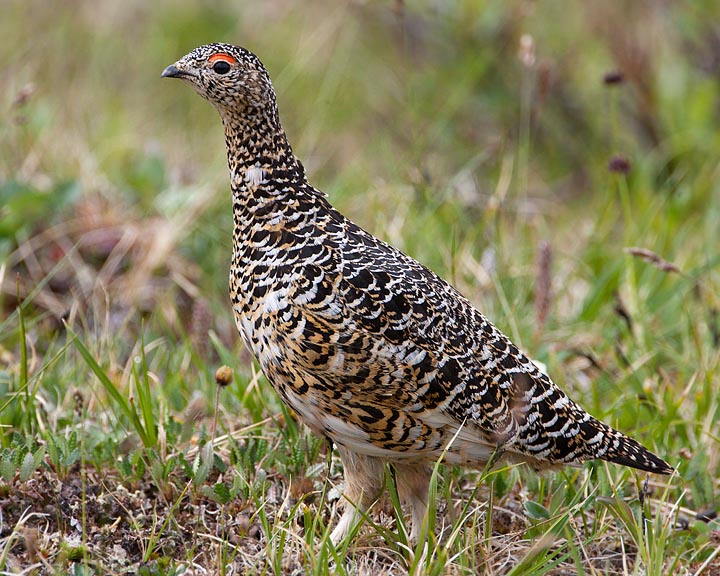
[66,323,150,446]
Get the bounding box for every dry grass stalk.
[624,247,682,274]
[534,240,553,332]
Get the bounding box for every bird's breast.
[231,281,296,372]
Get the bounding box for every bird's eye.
[213,60,231,74]
[209,53,236,75]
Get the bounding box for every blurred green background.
[3,0,719,281]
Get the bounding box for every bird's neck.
[222,108,308,207]
[221,106,326,263]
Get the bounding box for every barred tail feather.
[602,430,674,474]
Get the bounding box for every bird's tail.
[510,376,675,475]
[593,419,674,474]
[499,368,674,475]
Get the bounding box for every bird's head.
[162,43,276,116]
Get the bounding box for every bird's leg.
[394,463,431,544]
[330,446,385,545]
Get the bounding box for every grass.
[1,0,720,573]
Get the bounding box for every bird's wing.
[276,210,670,472]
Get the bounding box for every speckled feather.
[163,43,673,542]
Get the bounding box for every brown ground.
[4,463,711,575]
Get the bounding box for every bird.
[162,43,674,544]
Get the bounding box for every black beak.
[161,64,183,78]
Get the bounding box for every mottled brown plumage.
[162,44,673,543]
